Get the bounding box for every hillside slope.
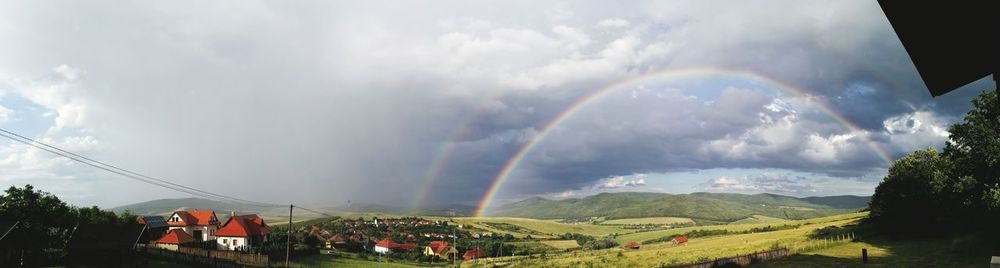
[490,192,869,222]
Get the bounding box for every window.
[223,239,228,245]
[233,239,238,246]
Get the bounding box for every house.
[137,215,169,242]
[154,229,195,251]
[463,248,485,261]
[325,235,347,249]
[624,241,641,249]
[374,238,416,254]
[65,224,146,266]
[422,241,457,259]
[215,213,270,251]
[166,210,220,242]
[374,238,398,254]
[672,236,688,245]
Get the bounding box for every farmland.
[451,217,630,238]
[600,216,695,225]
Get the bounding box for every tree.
[76,206,120,225]
[868,89,998,233]
[943,90,1000,213]
[868,149,952,233]
[0,185,76,249]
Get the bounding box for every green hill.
[490,192,869,222]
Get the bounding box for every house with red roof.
[463,248,485,261]
[166,210,220,242]
[325,235,347,249]
[672,236,688,245]
[422,241,457,259]
[214,213,270,251]
[374,238,417,254]
[154,229,195,251]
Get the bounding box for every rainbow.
[473,66,894,217]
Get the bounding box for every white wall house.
[214,214,270,251]
[166,210,221,242]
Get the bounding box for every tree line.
[0,184,137,250]
[867,90,998,235]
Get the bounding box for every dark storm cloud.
[0,0,976,207]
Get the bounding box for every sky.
[0,1,992,209]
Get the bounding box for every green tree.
[76,206,120,225]
[868,149,951,232]
[943,90,1000,213]
[0,184,76,249]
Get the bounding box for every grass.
[452,217,629,238]
[728,215,789,225]
[291,252,437,268]
[613,212,864,245]
[510,215,864,267]
[540,240,581,249]
[601,217,695,225]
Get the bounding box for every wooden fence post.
[862,248,868,264]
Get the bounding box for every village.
[130,209,531,266]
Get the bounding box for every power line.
[0,127,282,208]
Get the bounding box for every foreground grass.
[760,237,983,268]
[291,252,434,268]
[601,217,694,225]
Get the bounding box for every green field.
[494,213,865,267]
[601,217,694,225]
[728,215,789,225]
[612,213,864,245]
[540,240,581,249]
[452,217,629,238]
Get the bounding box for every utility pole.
[286,204,293,267]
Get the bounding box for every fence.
[664,248,791,268]
[138,244,270,267]
[663,232,856,268]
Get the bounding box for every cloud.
[0,105,11,123]
[597,18,630,28]
[704,173,817,195]
[0,1,972,207]
[597,174,647,189]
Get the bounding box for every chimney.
[231,211,236,217]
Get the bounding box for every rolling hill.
[490,192,869,222]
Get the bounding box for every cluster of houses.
[295,217,489,261]
[140,210,270,252]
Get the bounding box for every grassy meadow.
[600,216,694,225]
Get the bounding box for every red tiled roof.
[215,214,269,237]
[375,238,399,248]
[156,229,194,244]
[427,241,449,254]
[463,248,485,260]
[328,235,346,243]
[624,241,641,249]
[672,236,688,244]
[168,210,218,227]
[375,239,417,251]
[399,242,418,251]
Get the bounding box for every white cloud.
[597,174,647,189]
[704,173,817,195]
[0,104,11,123]
[597,18,630,28]
[5,64,90,130]
[883,110,954,152]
